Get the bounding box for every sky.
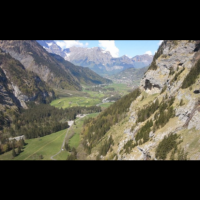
[54,40,163,58]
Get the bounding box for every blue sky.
[55,40,163,58]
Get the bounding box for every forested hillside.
[82,88,141,154]
[0,103,101,155]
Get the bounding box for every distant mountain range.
[37,40,153,76]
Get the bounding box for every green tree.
[182,59,200,89]
[17,146,21,154]
[179,99,184,106]
[170,149,175,160]
[12,148,16,158]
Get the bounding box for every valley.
[104,66,149,88]
[2,40,200,160]
[0,81,131,160]
[51,83,131,110]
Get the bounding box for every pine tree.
[12,148,16,158]
[170,149,175,160]
[17,146,21,154]
[179,99,184,106]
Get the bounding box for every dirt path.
[23,130,67,160]
[50,127,72,160]
[50,115,88,160]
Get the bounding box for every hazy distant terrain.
[104,66,149,87]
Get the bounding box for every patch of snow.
[125,55,132,59]
[65,52,71,57]
[101,50,107,54]
[47,42,53,47]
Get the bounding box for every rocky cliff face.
[85,40,200,160]
[123,40,200,160]
[0,48,55,109]
[0,67,21,108]
[140,40,196,95]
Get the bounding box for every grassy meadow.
[50,96,101,109]
[0,129,68,160]
[51,83,130,109]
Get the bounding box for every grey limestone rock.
[175,98,196,123]
[140,41,196,93]
[149,131,154,138]
[188,110,200,130]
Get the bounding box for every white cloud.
[98,40,119,57]
[158,40,163,45]
[145,51,152,55]
[55,40,88,49]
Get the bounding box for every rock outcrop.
[188,110,200,130]
[0,47,55,108]
[140,40,196,94]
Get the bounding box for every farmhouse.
[9,135,25,141]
